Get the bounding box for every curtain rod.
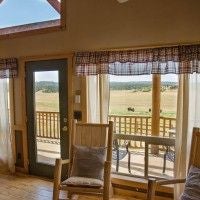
[75,41,200,53]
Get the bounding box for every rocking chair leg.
[53,188,60,200]
[128,152,131,173]
[116,149,119,172]
[163,153,166,173]
[68,192,73,199]
[109,182,113,198]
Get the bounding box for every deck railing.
[36,112,176,140]
[108,115,176,137]
[113,133,175,178]
[36,111,60,139]
[108,115,176,149]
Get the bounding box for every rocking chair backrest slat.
[69,120,113,172]
[74,124,108,147]
[188,127,200,169]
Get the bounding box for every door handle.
[62,126,68,132]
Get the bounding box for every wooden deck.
[0,173,139,200]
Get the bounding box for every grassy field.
[35,89,177,118]
[35,91,59,112]
[110,89,177,117]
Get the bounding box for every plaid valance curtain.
[0,58,18,78]
[75,44,200,76]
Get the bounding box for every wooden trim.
[9,78,16,171]
[47,0,61,13]
[61,0,67,29]
[99,75,103,123]
[76,123,109,127]
[114,134,175,146]
[15,166,29,174]
[20,58,29,172]
[151,74,161,137]
[80,77,87,123]
[76,41,200,53]
[151,74,161,154]
[0,22,62,40]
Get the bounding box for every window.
[0,0,65,37]
[110,74,178,179]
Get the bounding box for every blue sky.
[0,0,60,28]
[35,71,58,82]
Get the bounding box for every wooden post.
[81,77,87,123]
[151,74,161,154]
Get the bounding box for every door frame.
[19,54,74,174]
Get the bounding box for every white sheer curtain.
[0,79,14,173]
[174,73,200,199]
[87,75,110,123]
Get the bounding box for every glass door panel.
[34,71,60,165]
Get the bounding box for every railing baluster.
[163,117,166,137]
[129,117,131,134]
[42,113,45,137]
[52,113,55,139]
[46,113,48,138]
[49,113,52,138]
[144,142,149,178]
[146,117,148,136]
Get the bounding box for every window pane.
[160,74,178,118]
[110,75,152,176]
[34,71,60,165]
[109,75,152,116]
[110,74,177,179]
[0,0,60,29]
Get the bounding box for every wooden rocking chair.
[53,120,113,200]
[147,127,200,200]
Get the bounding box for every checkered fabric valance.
[75,44,200,76]
[0,58,18,78]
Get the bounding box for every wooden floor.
[0,173,138,200]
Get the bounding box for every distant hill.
[35,81,178,93]
[110,81,178,91]
[35,81,58,93]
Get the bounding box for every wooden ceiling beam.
[47,0,61,14]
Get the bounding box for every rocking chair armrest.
[156,178,186,185]
[61,159,70,165]
[147,178,186,200]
